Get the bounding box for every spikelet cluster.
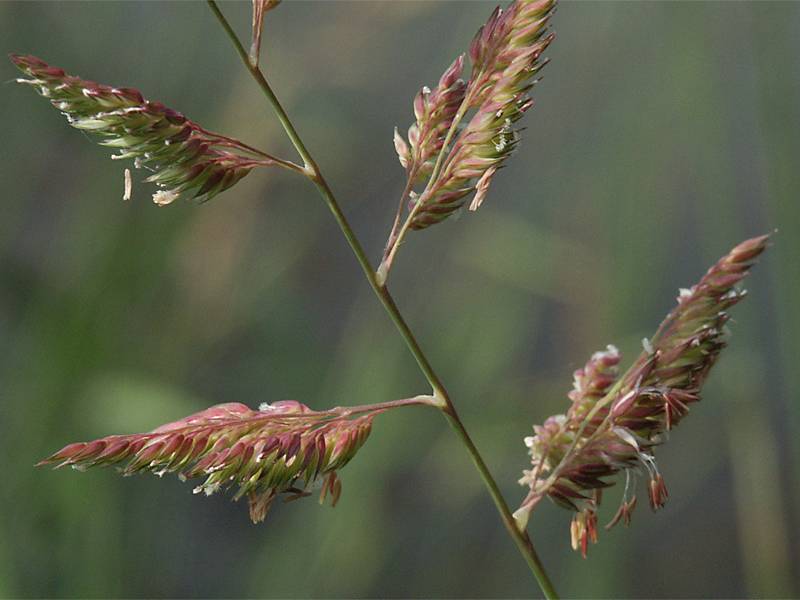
[39,400,374,523]
[393,0,555,230]
[514,235,770,556]
[393,55,467,183]
[11,54,275,205]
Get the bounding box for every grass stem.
[207,3,558,596]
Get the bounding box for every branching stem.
[194,124,303,172]
[383,171,418,262]
[207,3,558,597]
[331,394,438,416]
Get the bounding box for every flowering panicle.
[379,0,555,282]
[401,0,555,231]
[39,400,376,523]
[514,234,770,555]
[11,54,288,206]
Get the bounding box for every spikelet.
[10,54,280,206]
[394,55,467,182]
[514,234,771,554]
[38,400,375,523]
[395,0,555,230]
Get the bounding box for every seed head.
[514,234,771,553]
[38,400,375,523]
[402,0,556,230]
[10,54,276,205]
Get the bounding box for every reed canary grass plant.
[14,1,771,597]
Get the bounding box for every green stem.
[207,3,558,597]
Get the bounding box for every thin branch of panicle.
[250,0,281,67]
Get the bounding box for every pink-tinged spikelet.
[395,54,467,182]
[39,400,375,523]
[514,234,771,554]
[10,54,277,205]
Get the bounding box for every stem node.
[375,262,389,288]
[430,390,449,410]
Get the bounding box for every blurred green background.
[1,1,798,598]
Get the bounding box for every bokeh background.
[1,1,798,598]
